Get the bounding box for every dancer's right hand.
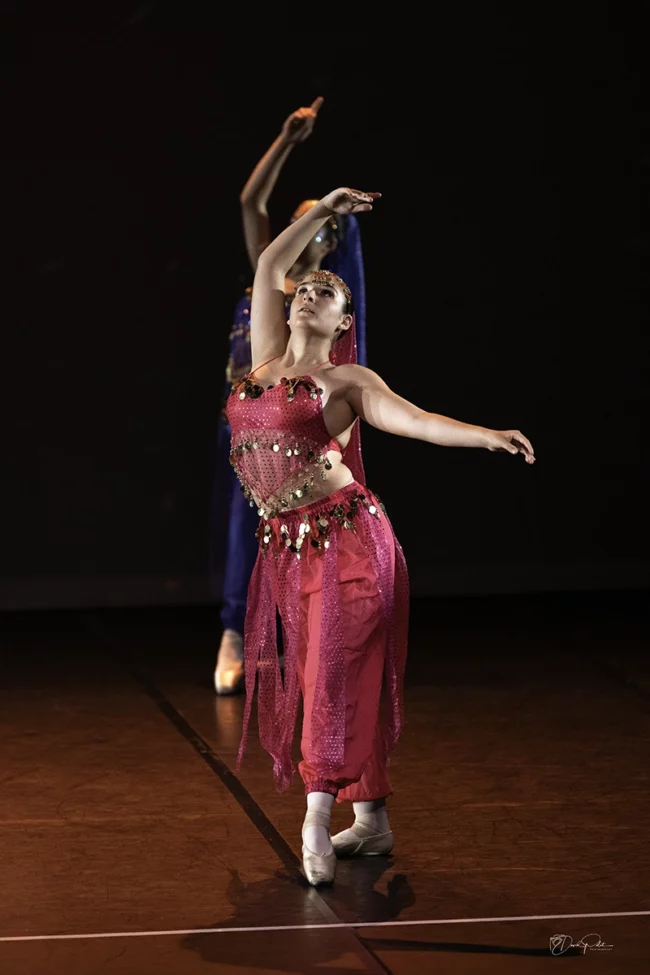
[281,97,324,144]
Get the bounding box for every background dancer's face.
[290,199,338,268]
[288,273,352,345]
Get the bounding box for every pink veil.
[329,314,366,487]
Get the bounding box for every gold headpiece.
[300,270,352,304]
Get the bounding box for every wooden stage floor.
[0,592,648,974]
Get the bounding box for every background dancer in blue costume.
[212,98,368,694]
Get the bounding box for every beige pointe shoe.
[302,810,336,886]
[214,629,244,695]
[331,822,394,857]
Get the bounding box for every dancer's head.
[289,199,343,267]
[288,270,354,346]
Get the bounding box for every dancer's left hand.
[483,429,536,464]
[321,187,381,215]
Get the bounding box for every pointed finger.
[310,96,324,113]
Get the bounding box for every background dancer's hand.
[281,97,324,144]
[321,187,381,215]
[483,429,536,464]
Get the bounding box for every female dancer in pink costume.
[226,187,535,886]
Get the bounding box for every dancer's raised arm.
[240,98,324,270]
[250,187,379,365]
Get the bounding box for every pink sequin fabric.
[226,359,409,795]
[227,373,341,517]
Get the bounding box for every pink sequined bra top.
[225,356,343,518]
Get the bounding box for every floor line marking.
[2,910,649,943]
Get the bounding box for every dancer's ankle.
[303,792,335,855]
[353,798,390,834]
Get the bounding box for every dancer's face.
[288,274,352,343]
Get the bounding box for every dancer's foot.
[331,821,394,857]
[302,810,336,886]
[214,629,244,695]
[331,799,393,857]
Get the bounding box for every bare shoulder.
[329,363,387,389]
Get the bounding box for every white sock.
[304,792,334,855]
[352,798,390,834]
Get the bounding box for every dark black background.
[1,3,647,609]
